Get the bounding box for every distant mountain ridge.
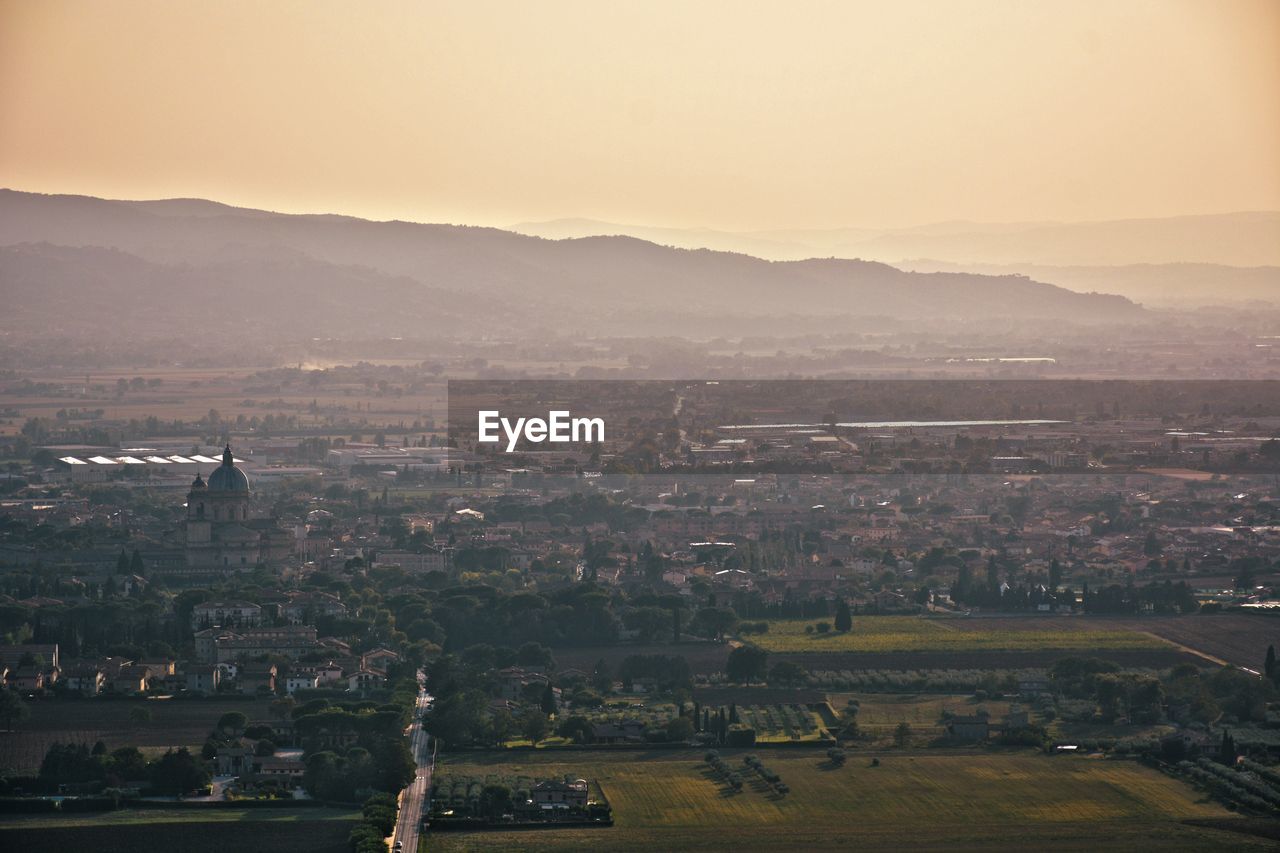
[513,211,1280,268]
[0,189,1144,340]
[899,260,1280,306]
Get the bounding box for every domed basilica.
[184,445,291,576]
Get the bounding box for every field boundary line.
[1136,631,1230,668]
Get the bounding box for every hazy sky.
[2,0,1277,230]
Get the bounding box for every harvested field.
[426,749,1261,851]
[1097,614,1279,670]
[827,692,1015,745]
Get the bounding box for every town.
[0,372,1278,851]
[3,2,1279,849]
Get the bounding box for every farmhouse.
[6,668,45,691]
[110,664,152,694]
[215,740,256,775]
[191,600,262,630]
[590,719,648,744]
[186,665,221,693]
[0,643,59,670]
[285,671,320,694]
[252,756,305,786]
[497,666,549,702]
[61,662,106,695]
[533,777,589,809]
[238,662,278,694]
[347,670,385,692]
[360,647,400,673]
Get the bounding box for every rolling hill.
[0,189,1145,340]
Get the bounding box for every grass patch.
[749,617,1168,654]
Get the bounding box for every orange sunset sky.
[1,0,1278,230]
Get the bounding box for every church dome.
[207,444,250,492]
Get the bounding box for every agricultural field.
[827,693,1014,746]
[0,806,360,853]
[775,648,1196,673]
[425,749,1263,851]
[0,697,275,775]
[747,616,1171,655]
[805,665,1045,693]
[568,701,683,733]
[824,692,1177,748]
[727,704,823,742]
[0,365,449,439]
[1101,614,1280,670]
[515,702,827,745]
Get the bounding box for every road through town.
[391,677,433,853]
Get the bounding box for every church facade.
[183,445,292,576]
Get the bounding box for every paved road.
[391,677,433,853]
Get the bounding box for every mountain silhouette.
[0,189,1145,340]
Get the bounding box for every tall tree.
[0,690,29,732]
[1218,729,1236,765]
[725,646,768,684]
[695,606,739,642]
[834,599,852,633]
[521,710,549,746]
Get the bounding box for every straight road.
[391,675,433,853]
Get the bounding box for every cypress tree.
[834,598,853,632]
[1219,730,1236,764]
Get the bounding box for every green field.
[748,617,1169,654]
[425,749,1261,851]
